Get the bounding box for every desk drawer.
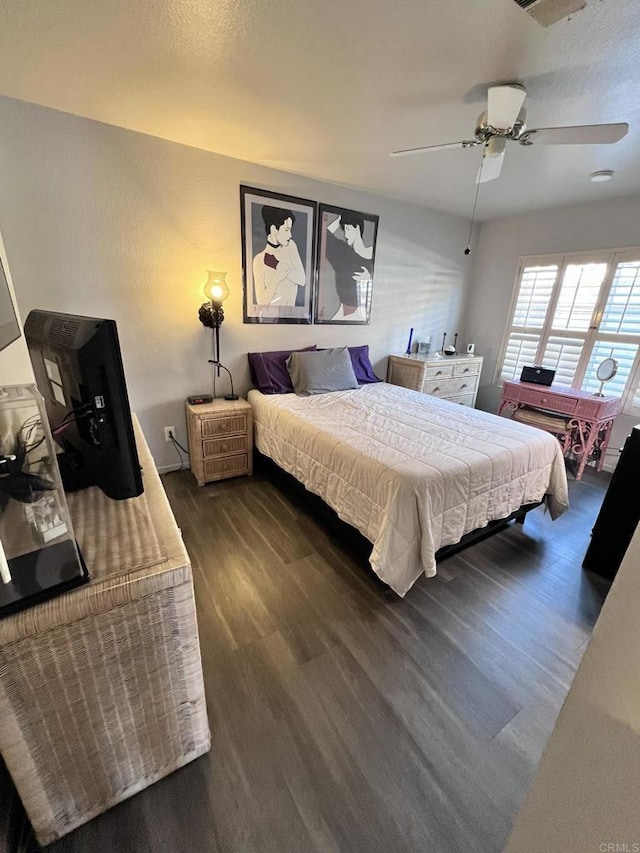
[519,387,578,415]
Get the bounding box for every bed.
[248,382,569,596]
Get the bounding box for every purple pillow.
[248,346,317,394]
[348,345,380,384]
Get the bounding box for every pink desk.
[499,380,620,480]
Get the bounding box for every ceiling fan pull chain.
[464,147,485,255]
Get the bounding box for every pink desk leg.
[572,417,600,481]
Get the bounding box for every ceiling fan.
[389,84,629,183]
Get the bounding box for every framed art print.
[314,204,379,325]
[240,185,317,324]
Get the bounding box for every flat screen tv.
[24,310,143,500]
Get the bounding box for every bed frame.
[255,449,543,573]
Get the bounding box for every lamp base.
[224,394,239,401]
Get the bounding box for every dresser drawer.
[424,363,454,379]
[519,387,577,415]
[203,435,248,458]
[200,414,248,438]
[449,394,476,407]
[422,376,479,397]
[453,359,482,377]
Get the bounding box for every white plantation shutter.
[501,333,540,381]
[540,337,584,387]
[600,261,640,334]
[552,263,607,331]
[497,250,640,415]
[513,265,558,327]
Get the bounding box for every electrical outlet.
[164,426,175,443]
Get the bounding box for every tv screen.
[24,310,143,500]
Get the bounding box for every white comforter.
[248,383,569,596]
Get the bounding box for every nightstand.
[387,353,483,407]
[186,398,253,486]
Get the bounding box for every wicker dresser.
[0,417,210,845]
[186,398,253,486]
[387,353,484,407]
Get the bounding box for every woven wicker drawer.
[422,376,478,397]
[203,434,248,458]
[453,359,482,377]
[519,387,578,414]
[201,414,247,437]
[424,363,454,379]
[203,453,249,479]
[449,394,476,407]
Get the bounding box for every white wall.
[0,97,474,470]
[466,194,640,470]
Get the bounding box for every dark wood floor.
[2,464,611,853]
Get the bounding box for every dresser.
[186,398,253,486]
[498,380,620,480]
[386,353,483,407]
[0,417,210,845]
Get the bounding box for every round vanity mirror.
[594,357,618,396]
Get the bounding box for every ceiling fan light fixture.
[590,170,614,182]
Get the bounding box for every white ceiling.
[0,0,638,220]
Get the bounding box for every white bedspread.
[248,383,569,596]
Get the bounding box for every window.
[497,249,640,415]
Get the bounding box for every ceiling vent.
[513,0,587,26]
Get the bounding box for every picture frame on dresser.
[240,185,316,325]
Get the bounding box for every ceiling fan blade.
[476,150,505,184]
[522,123,629,145]
[389,140,478,158]
[487,84,526,129]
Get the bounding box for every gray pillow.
[286,347,359,395]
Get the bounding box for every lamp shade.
[203,270,229,305]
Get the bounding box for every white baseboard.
[156,462,186,474]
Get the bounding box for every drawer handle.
[463,368,469,373]
[541,397,548,403]
[461,383,467,389]
[433,386,441,392]
[435,370,442,376]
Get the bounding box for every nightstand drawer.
[203,453,249,480]
[203,435,248,458]
[201,414,248,438]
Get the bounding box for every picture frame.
[314,203,379,325]
[240,185,317,324]
[0,256,20,353]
